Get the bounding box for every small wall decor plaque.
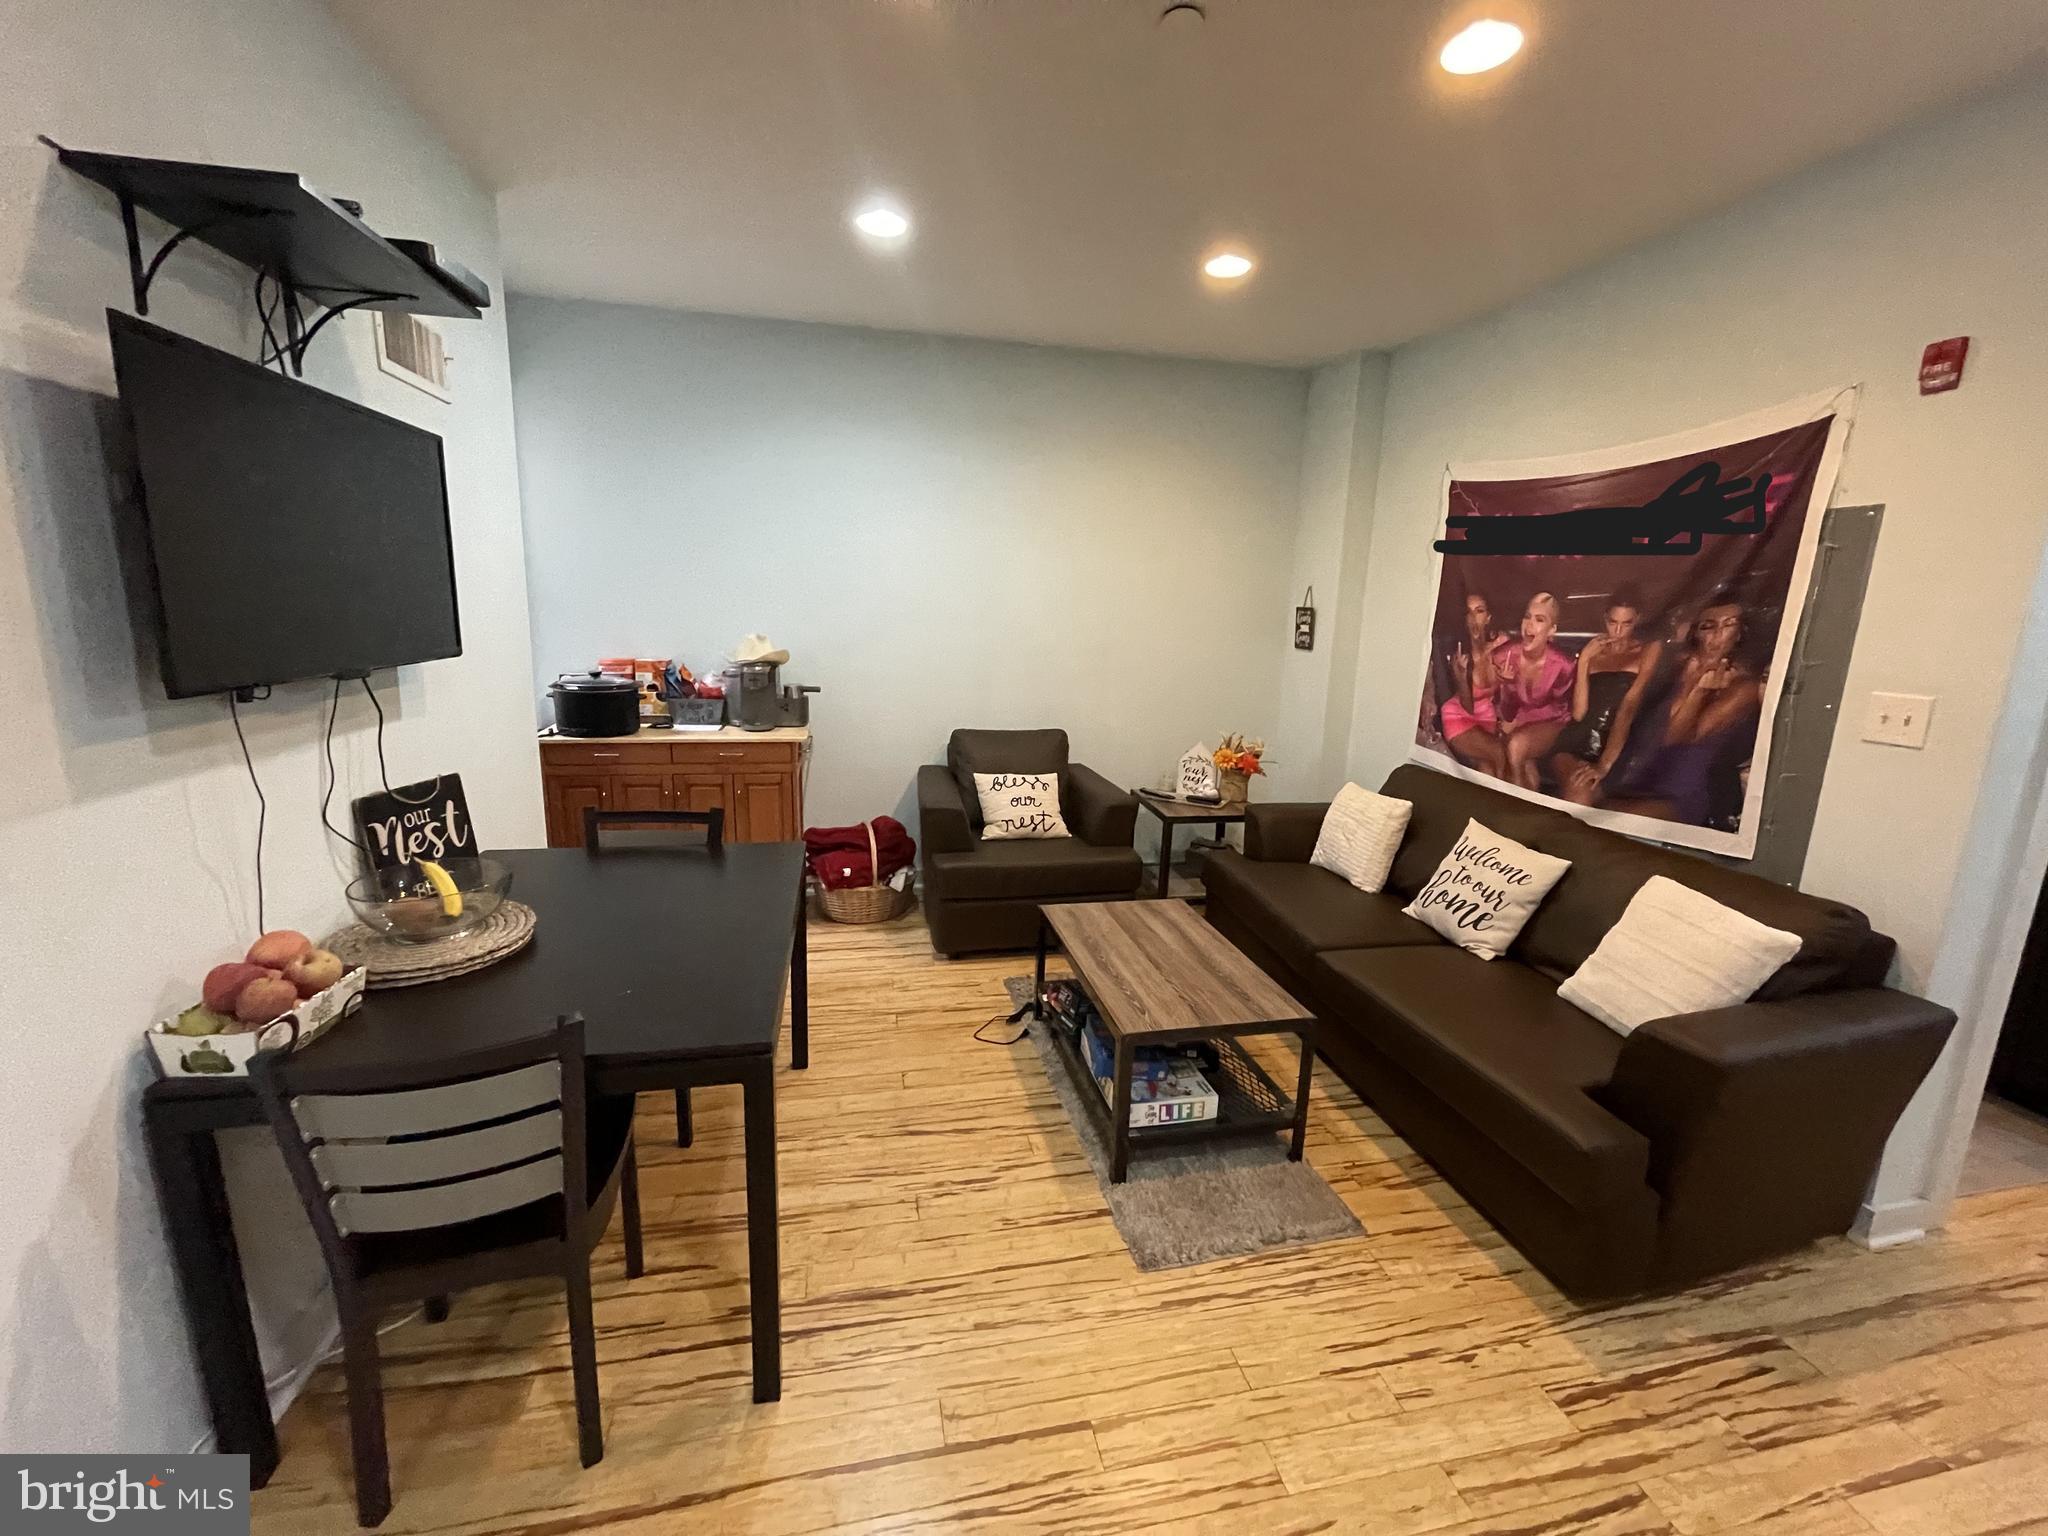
[353,773,476,891]
[1294,586,1316,651]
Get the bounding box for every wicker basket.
[817,821,915,924]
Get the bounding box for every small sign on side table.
[1177,744,1220,801]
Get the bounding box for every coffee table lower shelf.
[1041,1008,1310,1179]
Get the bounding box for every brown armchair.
[918,728,1142,955]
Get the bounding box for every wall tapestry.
[1411,388,1856,858]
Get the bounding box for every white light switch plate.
[1862,692,1935,749]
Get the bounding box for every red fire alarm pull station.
[1919,336,1969,395]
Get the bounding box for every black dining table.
[140,842,807,1488]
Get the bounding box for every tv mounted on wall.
[107,309,461,699]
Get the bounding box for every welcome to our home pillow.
[1403,818,1570,960]
[973,772,1071,840]
[1310,783,1413,894]
[1558,875,1803,1035]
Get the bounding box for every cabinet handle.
[591,751,622,759]
[717,750,743,757]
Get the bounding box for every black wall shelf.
[43,139,488,375]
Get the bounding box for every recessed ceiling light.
[1439,18,1524,75]
[852,204,911,239]
[1203,251,1255,280]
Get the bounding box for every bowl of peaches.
[145,928,366,1078]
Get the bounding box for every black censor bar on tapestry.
[1435,463,1774,556]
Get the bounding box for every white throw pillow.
[1310,783,1413,894]
[1402,818,1570,960]
[973,772,1071,840]
[1558,875,1803,1036]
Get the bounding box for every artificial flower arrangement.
[1213,735,1267,779]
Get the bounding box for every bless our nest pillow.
[1558,875,1803,1036]
[973,772,1071,840]
[1403,818,1570,960]
[1311,783,1413,894]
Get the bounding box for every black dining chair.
[250,1018,642,1528]
[582,807,723,1147]
[581,806,724,852]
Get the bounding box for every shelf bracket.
[39,135,280,317]
[279,287,414,377]
[114,196,286,316]
[39,136,472,371]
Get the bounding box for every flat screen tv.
[107,309,461,699]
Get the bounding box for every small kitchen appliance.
[724,661,820,731]
[549,670,639,737]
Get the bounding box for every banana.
[416,859,463,919]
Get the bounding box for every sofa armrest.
[1068,763,1137,847]
[917,763,976,858]
[1244,802,1330,862]
[1598,988,1954,1281]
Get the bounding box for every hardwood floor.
[252,911,2048,1535]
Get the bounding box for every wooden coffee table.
[1030,900,1317,1182]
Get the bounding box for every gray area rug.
[1003,976,1364,1271]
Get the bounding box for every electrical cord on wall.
[360,674,394,793]
[254,273,288,374]
[355,674,438,806]
[321,678,368,854]
[227,691,267,933]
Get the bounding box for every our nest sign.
[354,774,476,881]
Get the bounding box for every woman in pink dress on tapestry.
[1441,590,1507,778]
[1493,591,1577,791]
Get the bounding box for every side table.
[1136,792,1249,900]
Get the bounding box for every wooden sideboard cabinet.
[539,727,808,847]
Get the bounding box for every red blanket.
[804,816,916,891]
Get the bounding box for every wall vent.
[372,310,452,401]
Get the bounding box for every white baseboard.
[1852,1196,1937,1251]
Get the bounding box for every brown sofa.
[918,728,1142,956]
[1203,764,1954,1298]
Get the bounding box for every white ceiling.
[328,0,2048,366]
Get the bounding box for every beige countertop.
[539,724,811,746]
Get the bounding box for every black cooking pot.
[550,671,639,738]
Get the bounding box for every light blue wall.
[509,298,1313,829]
[1338,75,2048,1237]
[1271,353,1390,796]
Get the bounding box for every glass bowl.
[345,856,512,945]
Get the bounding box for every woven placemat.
[322,900,537,989]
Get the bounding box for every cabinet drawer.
[672,741,796,767]
[542,742,675,767]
